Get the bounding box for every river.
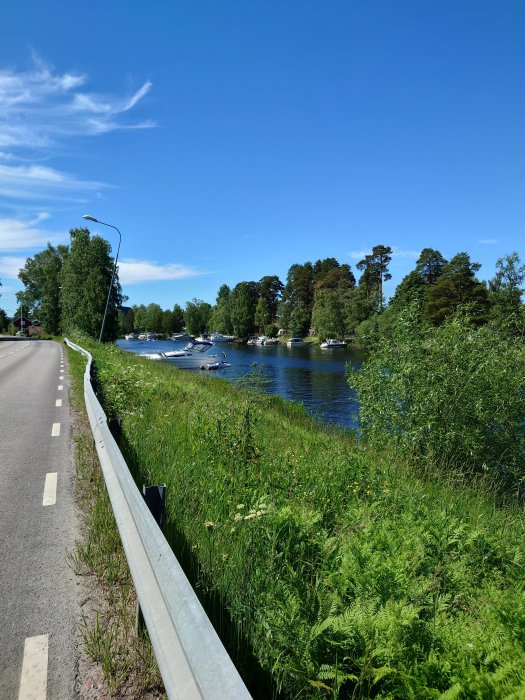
[116,338,364,429]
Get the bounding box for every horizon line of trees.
[121,245,524,343]
[2,231,524,344]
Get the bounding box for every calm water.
[116,338,364,429]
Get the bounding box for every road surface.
[0,337,80,699]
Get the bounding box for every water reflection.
[116,339,363,429]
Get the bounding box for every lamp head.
[82,214,98,222]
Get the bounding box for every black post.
[136,484,167,634]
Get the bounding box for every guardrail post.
[137,484,167,634]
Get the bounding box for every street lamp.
[82,214,122,342]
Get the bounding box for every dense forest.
[2,233,523,346]
[122,244,524,345]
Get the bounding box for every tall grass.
[77,336,525,698]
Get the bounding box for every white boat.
[264,337,279,345]
[256,336,267,345]
[141,340,229,369]
[171,332,193,341]
[287,337,305,346]
[320,338,346,348]
[210,332,235,342]
[124,332,139,340]
[246,336,258,345]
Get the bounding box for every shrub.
[348,307,525,489]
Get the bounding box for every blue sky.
[0,1,523,317]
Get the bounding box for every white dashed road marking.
[58,385,63,391]
[18,634,48,700]
[51,423,60,437]
[42,473,57,506]
[55,399,62,407]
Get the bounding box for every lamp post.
[82,214,122,342]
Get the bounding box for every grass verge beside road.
[71,336,525,698]
[65,341,163,697]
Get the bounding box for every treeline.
[123,245,524,343]
[6,229,524,344]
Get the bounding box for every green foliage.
[210,284,233,334]
[18,243,66,334]
[61,227,122,341]
[184,298,213,336]
[348,307,525,487]
[425,253,489,326]
[230,282,258,339]
[79,338,525,698]
[357,245,392,313]
[311,288,346,340]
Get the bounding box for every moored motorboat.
[209,332,235,342]
[320,338,346,348]
[140,340,229,369]
[124,332,139,340]
[264,337,279,345]
[286,337,305,346]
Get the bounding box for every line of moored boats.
[123,331,347,370]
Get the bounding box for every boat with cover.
[209,332,235,342]
[287,337,305,346]
[140,339,229,369]
[320,338,346,348]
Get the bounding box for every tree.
[258,275,284,321]
[161,309,175,336]
[132,304,147,331]
[211,284,233,334]
[172,304,185,332]
[280,263,314,336]
[415,248,447,285]
[488,252,525,336]
[357,245,392,313]
[311,288,345,340]
[425,252,489,326]
[389,270,427,312]
[254,296,270,332]
[118,307,135,335]
[18,244,67,334]
[184,298,212,336]
[60,227,122,341]
[144,303,164,333]
[230,282,258,339]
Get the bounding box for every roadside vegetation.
[66,343,163,697]
[69,332,525,698]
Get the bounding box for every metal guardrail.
[64,339,252,700]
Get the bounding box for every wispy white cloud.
[477,238,498,245]
[0,57,154,149]
[118,259,206,285]
[0,163,109,202]
[0,256,27,279]
[0,215,64,251]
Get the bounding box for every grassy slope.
[84,338,525,699]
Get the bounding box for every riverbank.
[77,335,525,698]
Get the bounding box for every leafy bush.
[348,307,525,489]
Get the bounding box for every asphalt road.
[0,338,80,699]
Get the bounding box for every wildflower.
[236,504,245,509]
[234,513,243,522]
[204,521,215,531]
[222,554,228,561]
[244,513,257,521]
[230,528,236,534]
